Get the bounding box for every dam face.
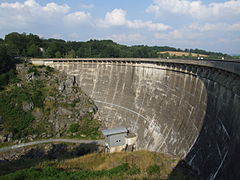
[46,60,239,180]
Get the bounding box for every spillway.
[47,60,240,180]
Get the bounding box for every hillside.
[0,63,102,145]
[0,149,201,180]
[159,51,208,57]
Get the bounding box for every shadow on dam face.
[51,62,240,180]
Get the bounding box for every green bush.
[1,163,139,180]
[0,79,45,138]
[27,66,40,76]
[68,123,79,133]
[31,90,44,108]
[0,69,17,90]
[108,163,129,175]
[0,91,34,138]
[46,66,54,73]
[147,164,160,175]
[127,164,141,175]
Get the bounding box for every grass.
[68,123,80,133]
[1,164,140,180]
[1,150,181,180]
[147,164,160,175]
[0,148,201,180]
[159,51,208,57]
[38,150,180,179]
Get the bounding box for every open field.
[159,51,208,57]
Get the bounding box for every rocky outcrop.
[0,64,101,143]
[22,102,34,112]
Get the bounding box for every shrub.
[45,66,54,75]
[68,123,79,133]
[0,69,17,90]
[27,66,40,76]
[127,164,141,175]
[0,163,137,180]
[31,90,44,108]
[0,91,34,138]
[147,164,160,175]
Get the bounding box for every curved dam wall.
[43,60,239,180]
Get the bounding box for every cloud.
[188,22,240,32]
[153,21,240,53]
[43,2,70,14]
[99,8,170,31]
[0,0,71,29]
[154,30,188,40]
[147,0,240,20]
[127,20,171,31]
[111,33,144,43]
[64,11,91,25]
[50,33,64,39]
[0,0,70,15]
[68,33,81,40]
[99,9,127,27]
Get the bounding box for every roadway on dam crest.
[0,139,104,153]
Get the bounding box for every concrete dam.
[32,58,240,180]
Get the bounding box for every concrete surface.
[31,59,240,180]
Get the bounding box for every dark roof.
[101,127,128,136]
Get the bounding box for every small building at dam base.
[102,127,137,153]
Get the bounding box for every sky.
[0,0,239,54]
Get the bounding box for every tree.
[65,49,76,58]
[55,51,62,58]
[0,45,10,73]
[0,44,16,89]
[43,47,54,58]
[6,44,20,57]
[76,47,85,58]
[5,32,25,56]
[27,44,41,57]
[26,33,42,47]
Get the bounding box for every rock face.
[22,102,34,112]
[0,64,100,143]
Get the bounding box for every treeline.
[0,32,235,59]
[0,32,158,58]
[0,43,17,89]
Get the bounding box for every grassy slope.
[0,150,202,180]
[159,51,208,57]
[1,150,180,180]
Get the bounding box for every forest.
[0,32,236,59]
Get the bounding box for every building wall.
[107,133,126,147]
